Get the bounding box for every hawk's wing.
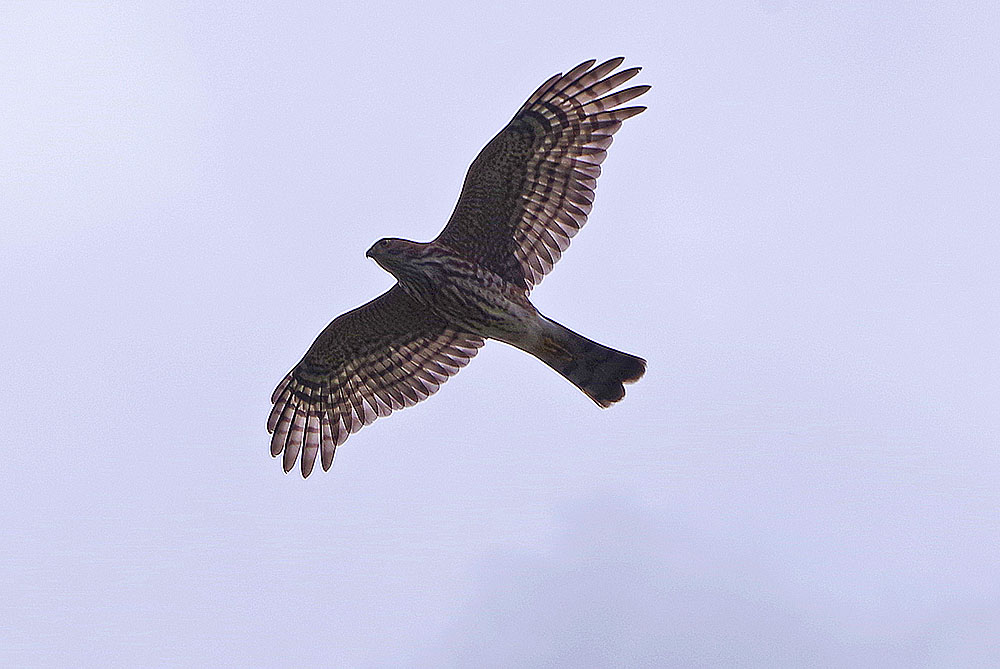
[268,285,484,477]
[434,58,649,291]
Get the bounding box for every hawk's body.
[372,241,536,341]
[270,58,649,476]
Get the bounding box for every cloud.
[414,494,830,668]
[408,492,1000,668]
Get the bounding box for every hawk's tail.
[529,317,646,407]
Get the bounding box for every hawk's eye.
[380,240,389,248]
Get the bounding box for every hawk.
[269,58,649,476]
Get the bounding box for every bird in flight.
[269,58,649,476]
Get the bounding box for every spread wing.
[434,57,649,291]
[268,286,484,477]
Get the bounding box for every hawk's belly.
[401,267,538,343]
[440,282,538,341]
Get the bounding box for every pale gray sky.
[2,2,999,666]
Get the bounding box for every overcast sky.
[2,2,999,666]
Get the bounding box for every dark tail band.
[531,318,645,407]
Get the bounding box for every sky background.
[2,1,999,666]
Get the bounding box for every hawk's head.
[366,238,425,278]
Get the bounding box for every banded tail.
[528,317,646,407]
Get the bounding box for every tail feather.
[529,318,645,407]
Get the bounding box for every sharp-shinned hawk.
[269,58,648,476]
